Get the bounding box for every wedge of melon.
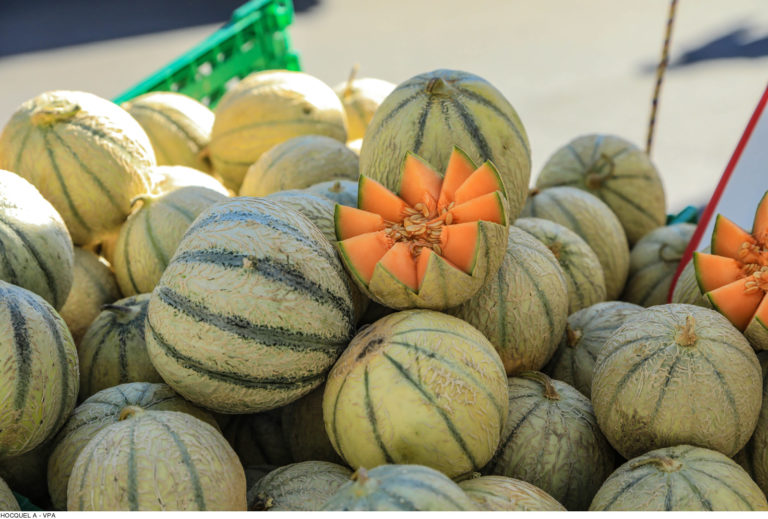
[335,147,509,310]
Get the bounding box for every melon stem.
[630,456,683,473]
[584,153,615,190]
[352,467,370,484]
[658,244,682,263]
[101,304,138,317]
[30,101,81,126]
[674,315,697,347]
[343,64,360,98]
[566,325,582,348]
[118,405,145,421]
[520,371,560,400]
[528,188,540,198]
[425,77,454,96]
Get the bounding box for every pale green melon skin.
[591,304,762,460]
[151,165,229,196]
[515,216,607,313]
[536,134,666,245]
[544,301,643,399]
[280,384,344,465]
[449,226,569,375]
[67,410,246,511]
[249,461,352,511]
[47,382,218,510]
[487,372,615,511]
[322,464,476,511]
[733,351,768,496]
[333,77,396,141]
[622,223,696,307]
[304,179,358,207]
[670,249,711,308]
[521,186,630,300]
[459,475,565,511]
[0,476,19,511]
[590,445,768,511]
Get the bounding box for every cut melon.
[335,147,509,310]
[693,252,744,293]
[712,214,758,259]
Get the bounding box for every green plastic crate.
[113,0,301,107]
[667,205,700,225]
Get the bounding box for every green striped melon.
[458,475,566,511]
[0,169,74,309]
[215,411,293,469]
[0,439,54,508]
[591,304,762,459]
[449,226,569,375]
[0,282,78,458]
[334,75,396,141]
[487,371,615,510]
[515,216,606,313]
[239,135,359,197]
[113,186,227,296]
[536,134,666,245]
[209,70,348,191]
[77,294,159,400]
[304,179,358,207]
[249,461,352,511]
[323,310,508,478]
[145,197,356,413]
[0,477,19,511]
[733,351,768,496]
[245,465,277,492]
[58,248,121,345]
[360,69,531,220]
[67,407,245,511]
[0,90,156,245]
[151,165,229,196]
[280,384,345,464]
[322,464,475,511]
[122,91,214,173]
[590,445,768,511]
[47,381,218,510]
[670,252,711,307]
[544,301,644,399]
[521,186,630,299]
[622,223,696,307]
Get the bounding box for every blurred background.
[1,0,767,213]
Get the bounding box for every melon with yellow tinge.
[590,445,768,511]
[0,477,19,511]
[336,147,509,310]
[249,461,352,511]
[0,90,156,245]
[536,134,666,245]
[333,74,395,141]
[591,304,762,459]
[151,165,229,196]
[458,475,565,511]
[208,70,348,191]
[305,179,358,207]
[733,350,768,496]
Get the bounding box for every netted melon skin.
[249,461,352,511]
[459,475,566,511]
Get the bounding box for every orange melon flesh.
[448,191,506,225]
[437,147,476,209]
[416,248,433,289]
[454,161,505,205]
[711,214,756,259]
[334,205,385,240]
[337,231,390,284]
[399,153,442,212]
[379,242,418,291]
[693,252,744,293]
[358,176,409,222]
[439,222,479,274]
[707,278,764,331]
[753,192,768,238]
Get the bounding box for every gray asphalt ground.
[1,0,767,213]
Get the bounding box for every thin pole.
[647,0,679,156]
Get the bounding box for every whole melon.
[0,90,156,245]
[333,74,395,141]
[77,294,159,400]
[670,252,711,307]
[323,310,508,478]
[449,226,569,375]
[536,134,666,245]
[113,185,227,295]
[215,411,293,469]
[733,351,768,495]
[458,475,565,511]
[591,304,762,459]
[280,384,344,464]
[240,135,359,197]
[151,165,229,196]
[58,247,121,344]
[521,186,630,300]
[145,198,356,413]
[544,301,644,399]
[0,170,74,309]
[487,372,615,510]
[590,445,768,511]
[304,179,358,207]
[67,408,246,511]
[249,461,352,511]
[47,381,218,510]
[208,70,348,191]
[0,477,19,511]
[0,439,54,508]
[360,69,531,221]
[622,223,696,307]
[122,91,214,172]
[515,216,606,313]
[0,282,78,458]
[322,464,475,511]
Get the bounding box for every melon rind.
[304,179,358,207]
[249,461,352,511]
[670,249,711,308]
[333,77,396,141]
[458,475,565,511]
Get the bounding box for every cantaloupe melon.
[732,350,768,496]
[333,71,395,141]
[249,461,352,511]
[304,179,358,207]
[670,248,711,307]
[458,475,566,511]
[150,165,229,196]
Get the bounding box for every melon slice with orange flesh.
[335,146,509,310]
[694,192,768,349]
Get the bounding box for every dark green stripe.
[114,384,131,406]
[12,126,33,171]
[4,290,31,411]
[687,466,756,509]
[135,381,154,407]
[85,315,112,394]
[213,118,344,142]
[495,265,508,357]
[603,184,658,224]
[383,352,478,469]
[142,209,170,267]
[364,366,395,463]
[330,376,350,463]
[565,143,587,169]
[118,315,130,383]
[678,471,713,510]
[127,418,139,510]
[383,476,468,510]
[589,135,604,165]
[375,486,418,511]
[494,400,545,463]
[599,471,655,510]
[515,251,557,343]
[596,335,670,367]
[0,233,19,285]
[261,137,310,174]
[362,91,421,144]
[412,97,433,154]
[449,98,495,169]
[43,131,92,234]
[76,429,112,510]
[128,103,206,149]
[66,120,150,166]
[150,415,207,510]
[606,346,670,411]
[121,213,143,295]
[545,192,587,240]
[697,338,761,368]
[649,352,681,428]
[163,200,197,222]
[696,351,741,454]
